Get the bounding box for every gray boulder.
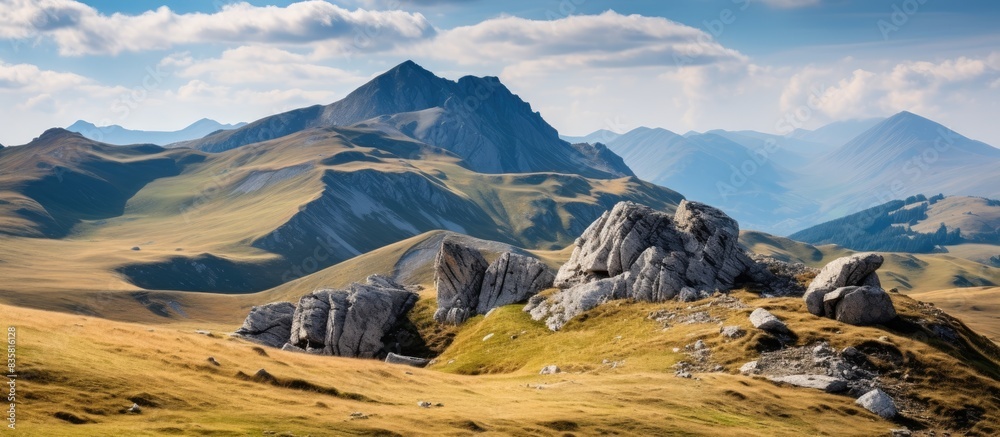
[289,292,333,349]
[539,365,560,375]
[433,238,489,324]
[239,276,418,358]
[477,252,555,314]
[832,286,897,325]
[321,283,419,358]
[554,201,682,288]
[856,388,897,419]
[234,302,296,348]
[532,201,774,331]
[554,201,765,293]
[769,374,848,393]
[720,325,746,339]
[749,308,788,333]
[384,352,430,368]
[525,276,628,331]
[286,278,418,358]
[804,253,884,317]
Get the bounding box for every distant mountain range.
[67,119,246,146]
[568,112,1000,235]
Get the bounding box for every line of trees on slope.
[789,195,962,253]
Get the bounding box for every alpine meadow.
[1,1,1000,436]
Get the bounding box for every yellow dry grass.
[8,295,980,437]
[911,287,1000,343]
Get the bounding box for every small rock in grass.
[856,389,897,419]
[720,325,745,339]
[539,365,560,375]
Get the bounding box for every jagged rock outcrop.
[525,276,628,331]
[803,254,896,326]
[433,239,490,324]
[234,302,297,348]
[434,240,555,324]
[477,252,555,314]
[236,275,418,358]
[804,253,883,316]
[528,201,774,330]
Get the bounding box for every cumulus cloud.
[166,46,366,86]
[780,54,1000,123]
[415,11,746,76]
[0,0,435,56]
[0,59,120,95]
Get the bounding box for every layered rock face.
[234,302,297,348]
[529,200,773,330]
[803,254,896,325]
[433,238,555,324]
[235,275,418,358]
[433,239,490,324]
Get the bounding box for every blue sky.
[1,0,999,146]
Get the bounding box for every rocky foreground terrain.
[231,200,997,433]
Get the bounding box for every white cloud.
[0,0,435,56]
[167,46,366,86]
[415,11,746,76]
[778,54,1000,129]
[0,59,89,91]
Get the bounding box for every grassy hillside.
[911,287,1000,343]
[741,230,1000,293]
[789,195,999,254]
[0,125,682,307]
[6,287,999,436]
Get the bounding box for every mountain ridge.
[172,60,633,178]
[67,118,246,146]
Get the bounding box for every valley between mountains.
[1,61,999,436]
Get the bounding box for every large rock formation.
[433,239,490,324]
[525,276,628,331]
[434,239,555,324]
[477,252,555,314]
[529,200,774,331]
[803,254,896,326]
[803,253,883,316]
[826,286,897,325]
[236,275,419,358]
[234,302,297,348]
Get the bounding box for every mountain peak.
[36,128,85,143]
[67,120,98,131]
[383,59,435,79]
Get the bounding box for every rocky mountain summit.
[527,200,777,330]
[173,61,632,178]
[235,275,418,358]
